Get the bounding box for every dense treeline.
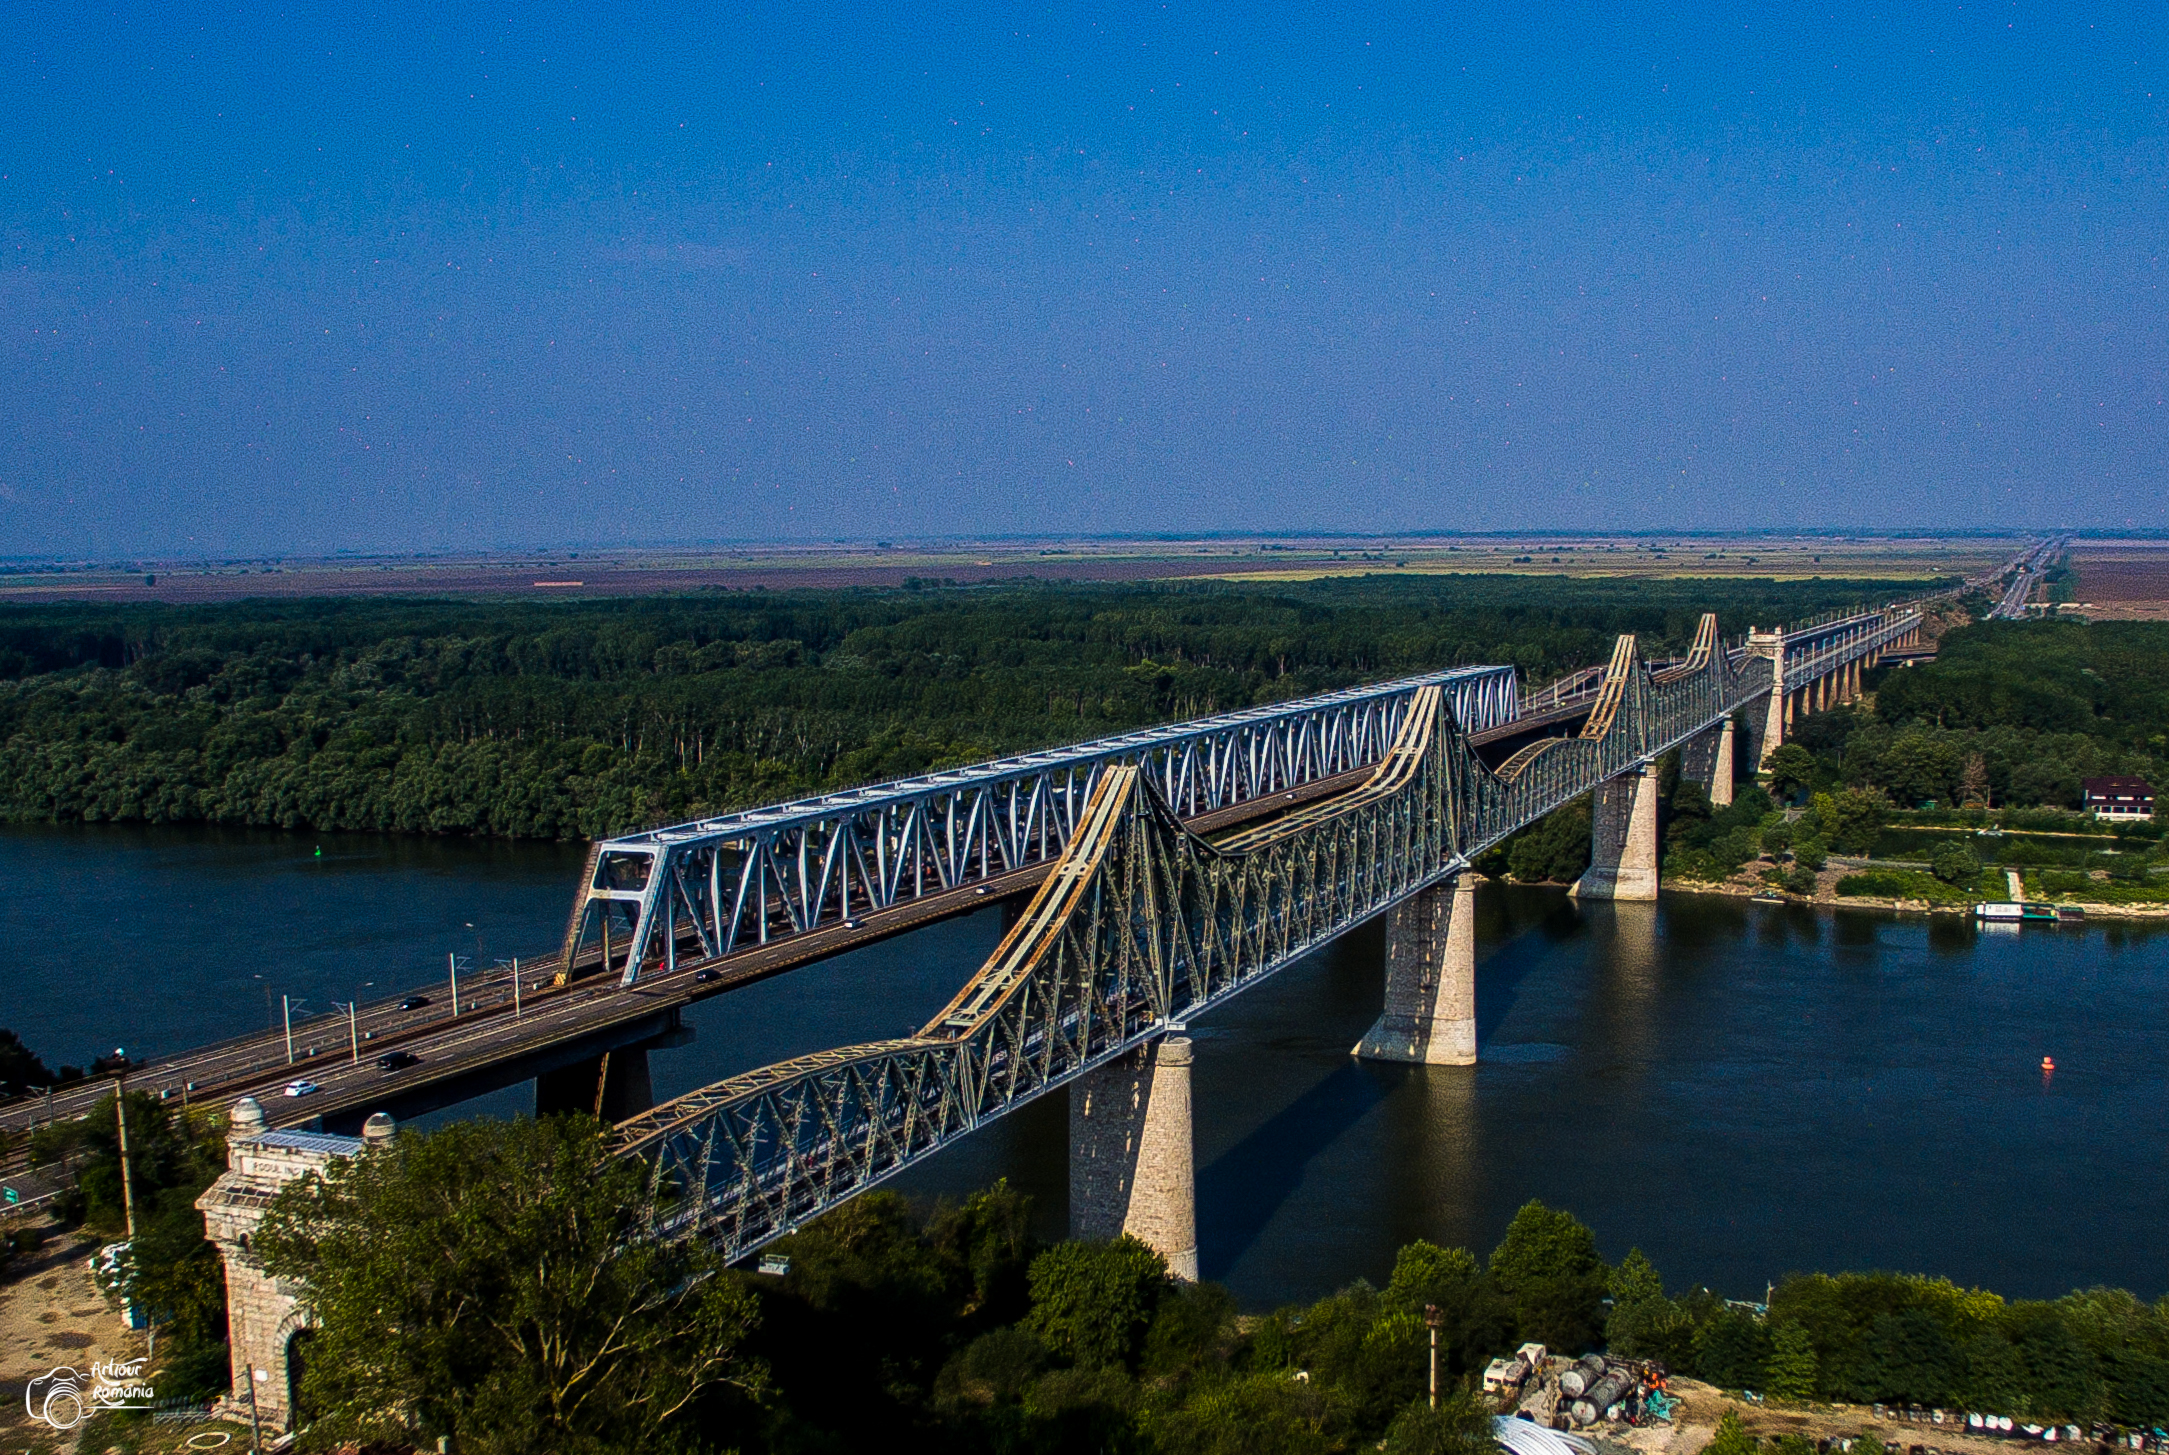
[1788,620,2169,811]
[224,1116,2169,1454]
[0,576,1900,840]
[50,1109,2169,1452]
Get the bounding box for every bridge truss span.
[609,617,1775,1261]
[559,666,1519,987]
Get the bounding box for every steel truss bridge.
[603,605,1929,1261]
[0,548,2052,1162]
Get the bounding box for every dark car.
[396,995,432,1011]
[693,969,721,983]
[377,1050,421,1072]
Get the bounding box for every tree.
[1026,1235,1170,1370]
[1607,1250,1689,1365]
[1380,1242,1513,1384]
[1930,842,1982,887]
[1506,800,1595,884]
[1812,789,1892,856]
[1863,1308,1965,1406]
[256,1114,763,1454]
[0,1028,55,1095]
[1382,1390,1496,1455]
[1765,1319,1820,1401]
[1706,1409,1761,1455]
[1766,744,1821,800]
[1695,1309,1773,1390]
[1959,753,1991,807]
[1488,1201,1608,1353]
[1791,835,1829,871]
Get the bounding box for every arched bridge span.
[607,614,1794,1260]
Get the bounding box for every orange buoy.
[2041,1056,2055,1072]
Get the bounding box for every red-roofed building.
[2082,776,2155,821]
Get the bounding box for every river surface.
[5,821,2166,1310]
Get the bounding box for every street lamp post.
[1424,1304,1442,1410]
[114,1070,137,1240]
[282,995,295,1065]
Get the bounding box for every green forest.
[0,575,1902,841]
[1605,616,2169,900]
[1780,618,2169,814]
[40,1110,2169,1455]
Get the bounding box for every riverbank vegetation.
[0,576,1907,840]
[1785,619,2169,815]
[1626,618,2169,901]
[173,1118,2169,1452]
[14,1091,233,1399]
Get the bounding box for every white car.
[282,1079,323,1098]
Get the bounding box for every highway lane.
[1,757,1392,1140]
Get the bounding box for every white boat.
[1975,901,2024,920]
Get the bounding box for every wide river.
[6,822,2166,1310]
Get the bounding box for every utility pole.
[449,952,460,1016]
[338,1002,359,1064]
[512,957,522,1019]
[114,1072,137,1240]
[245,1365,265,1454]
[1424,1304,1441,1410]
[283,995,295,1065]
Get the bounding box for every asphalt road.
[0,761,1390,1143]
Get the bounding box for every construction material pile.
[1483,1344,1672,1430]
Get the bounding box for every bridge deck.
[0,758,1378,1140]
[0,558,2023,1149]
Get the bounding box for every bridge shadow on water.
[1196,882,1588,1280]
[1473,883,1589,1047]
[1198,1058,1390,1282]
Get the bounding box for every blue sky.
[3,2,2163,555]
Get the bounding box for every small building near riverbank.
[2083,776,2155,821]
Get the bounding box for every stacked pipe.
[1568,1369,1634,1426]
[1557,1355,1607,1398]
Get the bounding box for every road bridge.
[174,551,2079,1434]
[1982,534,2071,620]
[1,587,1976,1154]
[16,544,2070,1169]
[595,605,1933,1266]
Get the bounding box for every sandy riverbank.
[1663,872,2169,922]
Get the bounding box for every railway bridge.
[591,603,1929,1277]
[133,587,1985,1431]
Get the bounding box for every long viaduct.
[1,543,2066,1432]
[176,570,2025,1430]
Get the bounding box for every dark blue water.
[5,822,2165,1310]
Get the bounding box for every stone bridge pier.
[1352,875,1477,1065]
[1678,718,1737,808]
[1571,762,1662,901]
[1070,1033,1198,1280]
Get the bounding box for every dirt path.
[1618,1379,2074,1455]
[0,1219,140,1451]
